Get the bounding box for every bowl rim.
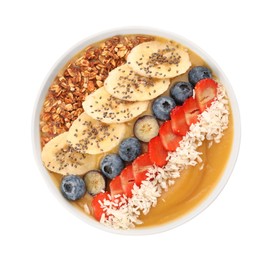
[32,26,241,236]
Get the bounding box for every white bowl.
[32,27,241,235]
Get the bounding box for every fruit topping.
[148,136,168,167]
[100,154,125,179]
[60,175,86,201]
[152,96,176,121]
[170,106,189,136]
[133,115,160,142]
[159,120,183,151]
[188,66,212,86]
[91,192,111,220]
[109,176,124,197]
[195,78,218,112]
[132,153,153,186]
[170,81,193,105]
[127,41,191,78]
[104,64,170,101]
[118,137,142,162]
[183,97,201,125]
[84,170,105,196]
[83,87,149,124]
[67,112,126,155]
[41,132,97,175]
[120,165,135,198]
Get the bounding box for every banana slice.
[67,112,126,154]
[84,170,106,195]
[83,87,149,124]
[41,132,96,175]
[104,64,170,101]
[127,41,191,79]
[133,115,160,142]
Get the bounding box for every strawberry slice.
[120,165,135,198]
[91,192,111,221]
[183,97,200,125]
[148,136,168,167]
[132,153,153,186]
[170,106,189,136]
[159,120,183,151]
[195,78,218,112]
[109,176,124,198]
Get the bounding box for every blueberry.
[152,96,176,121]
[60,175,86,201]
[170,81,194,105]
[119,137,141,162]
[188,66,212,86]
[100,154,125,179]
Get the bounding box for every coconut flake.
[83,204,90,215]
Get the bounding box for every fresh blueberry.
[152,96,176,121]
[100,154,125,179]
[61,175,86,201]
[119,137,141,162]
[188,66,212,86]
[170,81,194,105]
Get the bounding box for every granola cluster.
[40,35,154,147]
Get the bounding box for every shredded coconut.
[99,83,229,230]
[83,204,90,215]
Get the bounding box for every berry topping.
[188,66,212,86]
[159,120,183,151]
[60,175,86,201]
[118,137,142,162]
[109,176,124,197]
[152,96,176,121]
[170,81,193,105]
[120,165,135,198]
[100,154,125,179]
[148,136,168,167]
[132,153,153,186]
[91,192,111,220]
[183,97,201,125]
[170,106,189,136]
[195,78,218,112]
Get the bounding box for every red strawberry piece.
[159,120,183,152]
[195,78,218,112]
[148,136,168,167]
[183,97,201,125]
[132,153,153,186]
[120,165,135,198]
[170,106,189,136]
[109,176,124,198]
[91,192,111,221]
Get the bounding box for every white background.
[0,0,271,259]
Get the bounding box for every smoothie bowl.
[32,28,240,235]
